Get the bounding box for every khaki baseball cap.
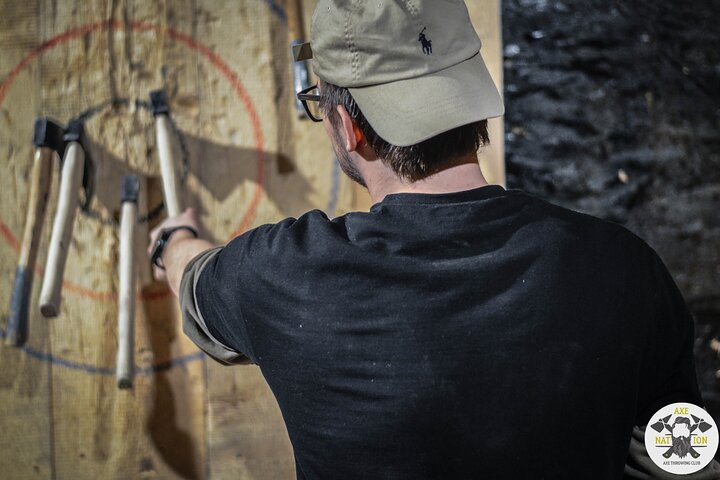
[293,0,504,147]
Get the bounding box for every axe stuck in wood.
[287,0,311,117]
[39,119,90,318]
[6,118,65,347]
[117,175,139,389]
[150,90,183,217]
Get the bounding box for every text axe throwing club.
[39,119,90,318]
[6,118,65,347]
[117,175,139,389]
[150,90,183,217]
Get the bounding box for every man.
[148,1,714,478]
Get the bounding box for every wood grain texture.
[197,2,297,478]
[38,0,207,478]
[0,0,54,476]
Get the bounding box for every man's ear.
[336,105,363,152]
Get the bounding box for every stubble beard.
[331,128,367,188]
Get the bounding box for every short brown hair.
[319,80,490,182]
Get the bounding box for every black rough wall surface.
[502,0,720,420]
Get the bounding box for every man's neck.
[365,157,490,204]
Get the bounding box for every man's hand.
[147,208,215,296]
[149,208,202,242]
[148,208,201,281]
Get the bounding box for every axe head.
[650,421,665,433]
[63,118,83,143]
[698,421,713,433]
[32,117,65,158]
[149,90,169,117]
[63,118,95,212]
[121,175,140,204]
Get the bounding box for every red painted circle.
[0,20,266,302]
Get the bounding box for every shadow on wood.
[77,126,312,243]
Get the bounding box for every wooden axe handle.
[116,198,137,388]
[286,0,304,42]
[6,147,54,346]
[39,142,84,318]
[154,115,182,217]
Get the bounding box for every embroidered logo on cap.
[418,27,432,55]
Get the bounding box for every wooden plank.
[32,0,206,478]
[468,0,506,186]
[38,0,130,475]
[132,2,209,477]
[207,365,294,479]
[267,0,340,222]
[141,181,208,480]
[194,1,296,478]
[0,0,54,478]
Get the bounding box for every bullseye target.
[0,14,343,376]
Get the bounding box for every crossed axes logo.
[650,413,714,459]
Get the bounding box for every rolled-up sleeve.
[179,247,252,365]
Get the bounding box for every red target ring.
[0,19,266,303]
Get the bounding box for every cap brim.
[348,52,504,147]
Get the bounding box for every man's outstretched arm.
[146,208,251,365]
[147,208,215,297]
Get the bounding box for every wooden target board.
[0,1,502,478]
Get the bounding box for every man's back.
[188,185,701,479]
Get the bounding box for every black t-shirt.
[191,185,703,479]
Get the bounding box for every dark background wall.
[502,0,720,420]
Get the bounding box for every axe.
[691,414,713,433]
[650,415,672,433]
[287,0,311,117]
[117,175,139,389]
[6,118,65,346]
[150,90,182,217]
[39,119,88,317]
